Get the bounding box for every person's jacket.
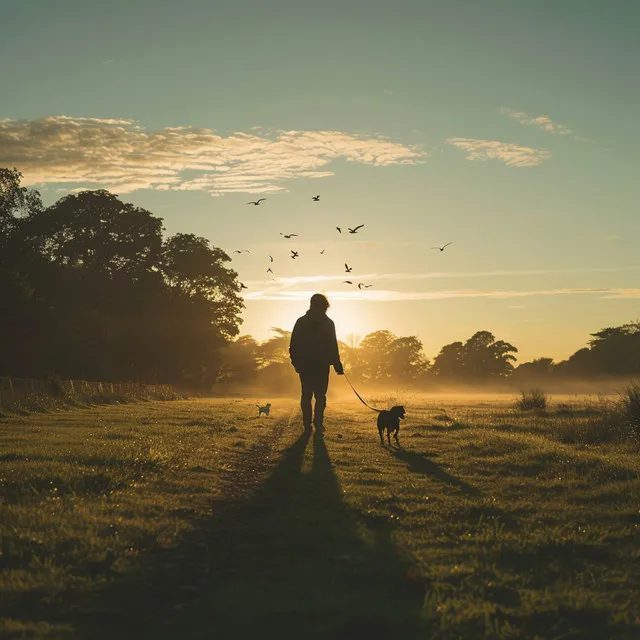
[289,310,342,372]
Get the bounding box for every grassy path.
[1,396,639,638]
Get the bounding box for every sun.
[325,298,370,346]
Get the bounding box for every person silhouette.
[289,293,344,432]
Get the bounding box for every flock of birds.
[231,195,452,291]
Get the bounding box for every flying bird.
[246,198,266,206]
[239,283,248,290]
[233,249,251,254]
[320,249,325,254]
[343,280,353,285]
[312,195,320,201]
[348,224,364,234]
[358,283,372,290]
[280,233,298,239]
[344,263,352,273]
[336,227,342,233]
[431,242,453,252]
[267,268,273,273]
[269,255,274,262]
[290,250,299,259]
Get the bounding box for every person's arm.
[289,319,302,372]
[329,319,344,374]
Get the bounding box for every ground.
[0,393,639,639]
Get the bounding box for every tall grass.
[550,383,640,445]
[0,376,183,415]
[515,388,547,411]
[620,380,640,432]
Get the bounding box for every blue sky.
[1,0,638,362]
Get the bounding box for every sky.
[1,0,639,363]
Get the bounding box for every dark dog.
[377,405,406,445]
[256,402,272,417]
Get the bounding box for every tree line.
[2,167,637,388]
[219,322,640,389]
[0,168,243,386]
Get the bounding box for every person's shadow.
[74,428,428,639]
[199,429,427,639]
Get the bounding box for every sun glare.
[326,298,369,345]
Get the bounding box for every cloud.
[243,287,640,302]
[0,116,426,195]
[445,137,551,167]
[248,265,640,288]
[499,107,572,135]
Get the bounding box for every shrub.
[620,381,640,433]
[515,389,547,412]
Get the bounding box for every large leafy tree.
[0,167,42,244]
[0,174,244,385]
[431,331,517,379]
[512,357,555,383]
[25,190,163,278]
[355,330,396,380]
[387,336,429,380]
[160,233,243,339]
[0,169,46,377]
[556,322,640,378]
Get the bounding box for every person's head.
[309,293,330,314]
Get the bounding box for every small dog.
[256,403,272,417]
[377,405,406,445]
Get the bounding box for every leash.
[343,374,383,413]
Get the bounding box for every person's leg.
[312,367,330,429]
[299,371,313,430]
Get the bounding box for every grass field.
[1,393,639,639]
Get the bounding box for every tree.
[160,233,243,339]
[387,336,429,380]
[430,341,465,378]
[355,330,396,380]
[556,322,640,378]
[24,190,163,279]
[430,331,518,380]
[512,357,554,383]
[218,335,260,383]
[0,178,244,385]
[256,328,292,367]
[0,167,42,244]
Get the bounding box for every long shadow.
[389,446,480,496]
[72,429,427,639]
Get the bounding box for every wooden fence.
[0,376,179,405]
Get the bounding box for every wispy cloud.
[244,287,640,302]
[499,107,572,135]
[499,107,594,143]
[0,116,427,195]
[445,137,551,167]
[249,265,640,288]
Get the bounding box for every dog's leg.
[379,429,385,445]
[387,430,392,445]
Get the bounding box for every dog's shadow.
[387,445,480,496]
